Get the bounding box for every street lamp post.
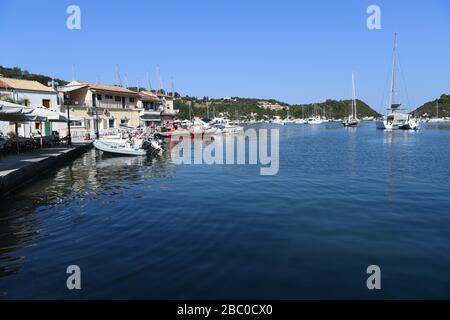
[93,94,100,139]
[94,106,100,139]
[65,100,72,147]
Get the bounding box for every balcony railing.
[64,101,141,110]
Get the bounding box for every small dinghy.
[94,139,147,156]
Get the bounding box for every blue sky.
[0,0,448,112]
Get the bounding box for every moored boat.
[94,139,147,156]
[306,117,324,124]
[342,72,360,127]
[376,33,420,131]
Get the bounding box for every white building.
[257,101,285,111]
[59,81,142,139]
[0,77,60,136]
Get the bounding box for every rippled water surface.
[1,122,450,299]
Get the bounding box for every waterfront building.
[59,81,142,139]
[138,90,162,127]
[0,77,60,136]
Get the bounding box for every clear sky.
[0,0,448,112]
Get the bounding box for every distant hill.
[0,65,68,86]
[175,97,289,120]
[175,97,380,120]
[412,94,450,118]
[291,99,381,119]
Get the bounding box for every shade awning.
[0,100,45,122]
[31,107,68,122]
[0,100,34,113]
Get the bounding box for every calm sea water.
[1,122,450,299]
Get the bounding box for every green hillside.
[174,97,289,120]
[0,65,68,86]
[413,94,450,118]
[175,97,380,120]
[291,99,381,120]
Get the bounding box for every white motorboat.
[94,139,147,156]
[306,117,324,124]
[209,117,243,134]
[305,104,325,124]
[94,126,163,155]
[271,117,284,125]
[376,33,420,131]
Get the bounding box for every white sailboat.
[282,107,294,124]
[376,33,420,130]
[342,72,360,127]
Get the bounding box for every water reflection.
[423,122,450,130]
[0,149,176,282]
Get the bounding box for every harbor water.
[1,122,450,299]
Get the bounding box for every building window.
[121,119,128,125]
[115,96,121,102]
[129,97,135,103]
[97,94,102,100]
[109,119,115,128]
[42,99,51,108]
[105,95,113,99]
[69,120,84,128]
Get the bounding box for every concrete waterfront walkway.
[0,142,92,196]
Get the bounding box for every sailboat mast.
[389,33,398,110]
[352,72,356,119]
[146,71,152,91]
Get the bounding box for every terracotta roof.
[139,90,161,102]
[0,77,56,93]
[62,81,139,96]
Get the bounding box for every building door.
[122,97,125,108]
[44,121,52,136]
[42,99,51,108]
